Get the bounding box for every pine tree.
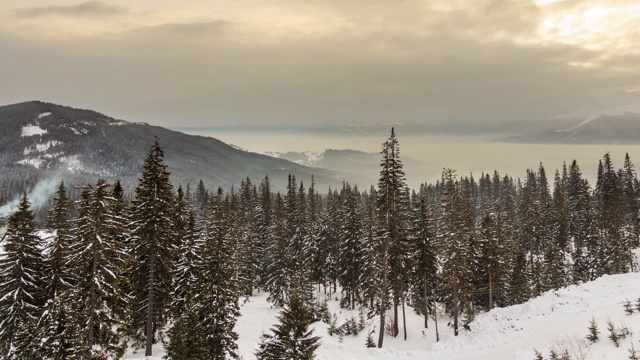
[438,169,475,336]
[0,193,45,358]
[236,177,258,297]
[128,140,176,356]
[200,188,241,359]
[69,180,127,358]
[374,128,409,347]
[476,212,506,310]
[255,286,320,360]
[594,153,629,275]
[338,184,365,310]
[265,193,290,306]
[566,160,592,283]
[409,195,438,327]
[255,176,273,291]
[168,188,241,359]
[38,181,83,359]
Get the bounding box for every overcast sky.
[1,0,639,127]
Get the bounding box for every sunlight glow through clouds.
[536,1,640,54]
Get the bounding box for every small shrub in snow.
[586,317,599,343]
[608,319,620,347]
[328,314,338,336]
[624,300,635,315]
[365,330,376,348]
[629,343,640,360]
[635,297,640,312]
[607,319,631,347]
[552,335,591,360]
[318,300,331,324]
[533,349,544,360]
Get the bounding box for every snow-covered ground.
[124,272,640,359]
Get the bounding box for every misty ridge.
[2,100,640,223]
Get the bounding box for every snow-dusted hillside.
[125,271,640,360]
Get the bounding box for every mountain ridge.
[0,101,369,196]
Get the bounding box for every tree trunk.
[145,252,156,356]
[402,292,407,340]
[87,236,98,357]
[423,277,429,328]
[489,271,493,310]
[453,274,459,336]
[393,296,399,337]
[377,286,386,348]
[378,237,389,348]
[434,303,439,342]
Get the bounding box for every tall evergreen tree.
[265,193,290,306]
[69,180,127,358]
[374,128,409,347]
[408,195,438,328]
[128,140,176,356]
[338,184,365,310]
[0,194,45,359]
[166,188,241,360]
[255,176,273,291]
[439,170,475,335]
[38,181,82,359]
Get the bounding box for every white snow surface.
[124,271,640,359]
[38,112,51,119]
[17,157,45,169]
[21,125,47,137]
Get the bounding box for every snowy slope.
[124,272,640,359]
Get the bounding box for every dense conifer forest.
[1,129,638,359]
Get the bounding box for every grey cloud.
[13,1,127,18]
[0,0,638,127]
[133,20,234,40]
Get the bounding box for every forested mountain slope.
[0,101,361,196]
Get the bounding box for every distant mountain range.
[0,101,368,197]
[500,112,640,144]
[265,149,379,177]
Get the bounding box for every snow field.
[124,272,640,359]
[21,125,47,137]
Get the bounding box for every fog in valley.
[187,129,640,190]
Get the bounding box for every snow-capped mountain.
[0,101,365,195]
[501,112,640,144]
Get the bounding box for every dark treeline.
[0,130,638,359]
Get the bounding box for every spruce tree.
[0,193,45,359]
[338,184,365,310]
[38,181,83,359]
[128,139,176,356]
[438,169,475,336]
[476,212,506,310]
[374,128,409,347]
[409,195,438,328]
[255,176,273,291]
[265,193,290,306]
[255,286,321,360]
[69,180,127,358]
[167,188,241,359]
[199,188,241,359]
